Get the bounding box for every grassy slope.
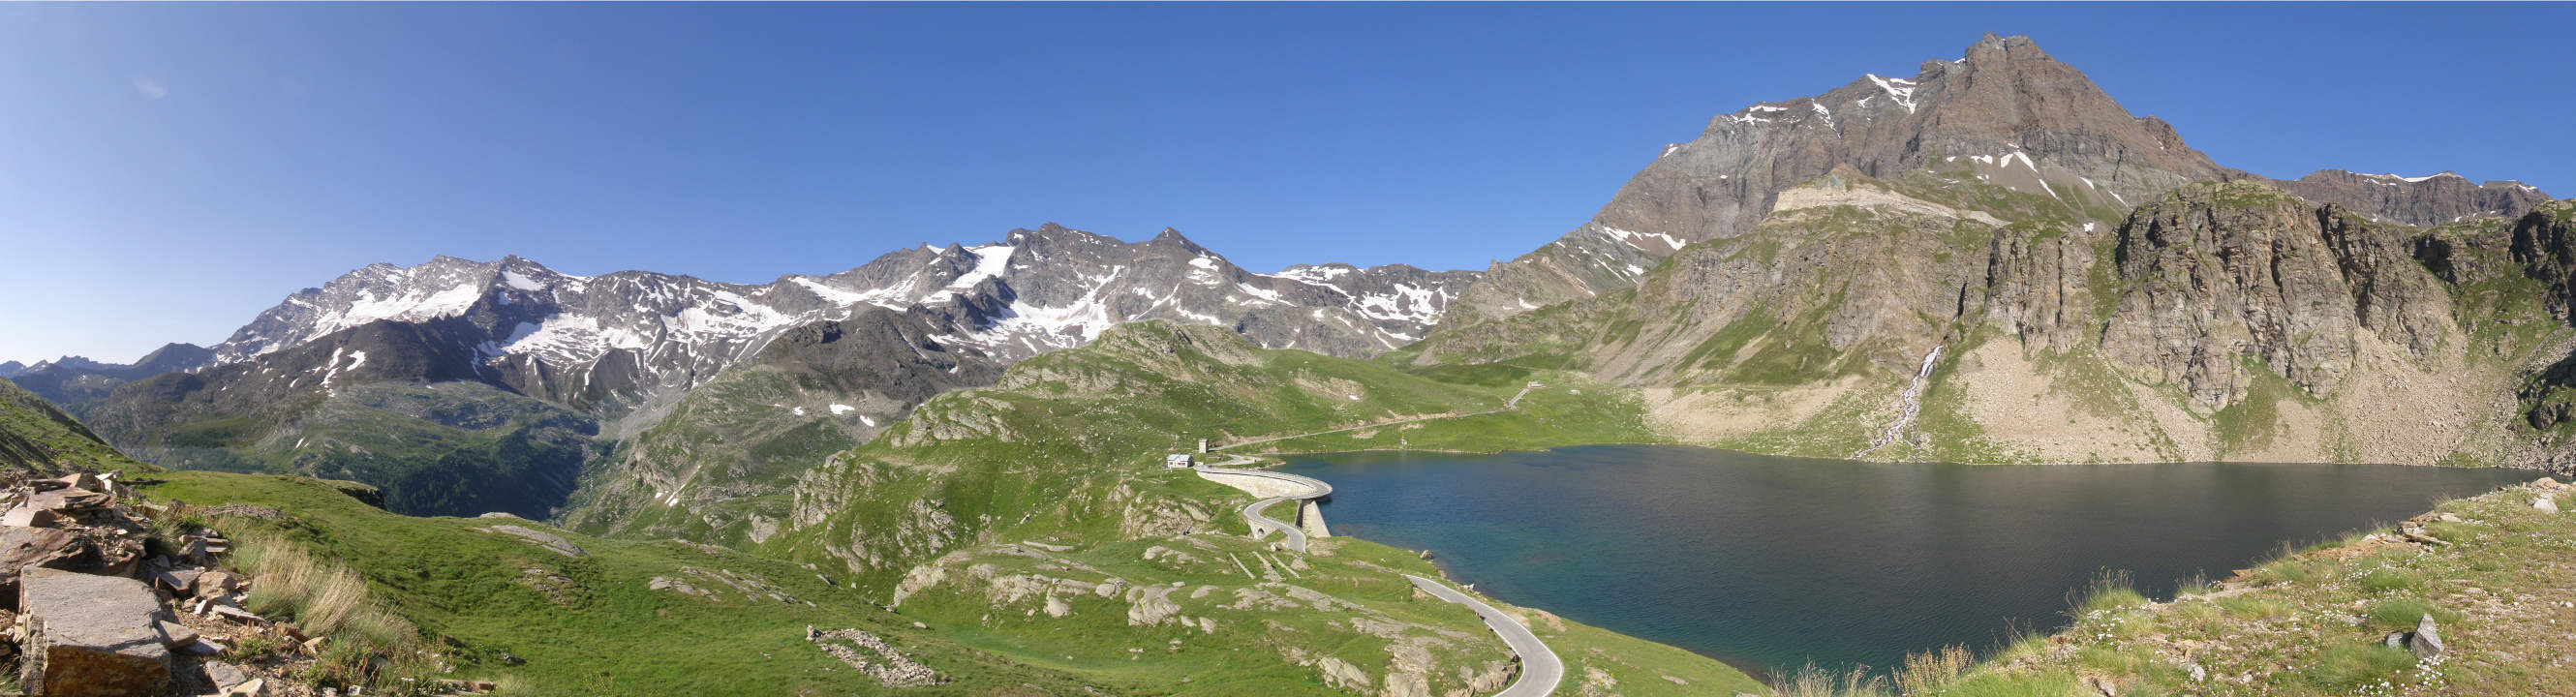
[764,322,1662,590]
[1947,478,2576,697]
[560,367,863,547]
[0,375,155,475]
[134,470,1099,696]
[18,319,1746,695]
[118,380,602,519]
[890,486,1768,697]
[756,321,1759,694]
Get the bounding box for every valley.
[3,25,2571,697]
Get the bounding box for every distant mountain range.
[41,224,1473,516]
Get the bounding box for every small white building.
[1164,453,1196,469]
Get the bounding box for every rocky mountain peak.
[1447,33,2241,326]
[1144,227,1210,255]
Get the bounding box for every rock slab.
[19,567,171,696]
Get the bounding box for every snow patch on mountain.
[1865,74,1918,113]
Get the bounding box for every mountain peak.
[1446,32,2242,325]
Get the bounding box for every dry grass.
[1770,662,1892,697]
[229,525,416,648]
[1896,645,1976,696]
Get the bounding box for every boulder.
[0,504,63,528]
[156,621,197,649]
[2537,497,2561,514]
[32,488,109,511]
[2408,614,2445,661]
[152,568,202,595]
[194,570,242,599]
[0,527,89,606]
[202,660,251,690]
[54,472,104,493]
[18,567,172,696]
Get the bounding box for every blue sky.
[4,3,2570,365]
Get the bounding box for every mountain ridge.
[73,223,1481,515]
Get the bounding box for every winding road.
[1195,455,1333,552]
[1185,384,1564,695]
[1405,574,1563,697]
[1213,382,1543,453]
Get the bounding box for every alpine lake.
[1274,445,2535,680]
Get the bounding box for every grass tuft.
[2302,643,2418,690]
[1770,662,1891,697]
[1894,645,1974,696]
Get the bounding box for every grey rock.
[203,660,252,689]
[483,525,585,558]
[2409,614,2444,661]
[19,567,171,697]
[2102,183,2450,409]
[2272,169,2551,228]
[0,527,88,598]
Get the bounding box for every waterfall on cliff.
[1855,345,1943,458]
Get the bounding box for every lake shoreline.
[1274,445,2538,678]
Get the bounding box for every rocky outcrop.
[17,567,171,697]
[2101,182,2454,409]
[806,626,941,687]
[480,524,586,558]
[2273,169,2552,228]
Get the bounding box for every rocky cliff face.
[1446,33,2242,327]
[2273,169,2553,228]
[2102,183,2455,409]
[1419,167,2575,467]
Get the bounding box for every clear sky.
[4,2,2570,365]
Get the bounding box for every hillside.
[1891,477,2576,697]
[1409,163,2576,468]
[0,375,153,475]
[46,321,1761,695]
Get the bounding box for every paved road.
[1240,498,1305,551]
[1196,455,1333,553]
[1404,574,1563,697]
[1215,381,1545,453]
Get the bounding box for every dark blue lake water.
[1276,445,2533,679]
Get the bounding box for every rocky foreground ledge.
[0,470,482,697]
